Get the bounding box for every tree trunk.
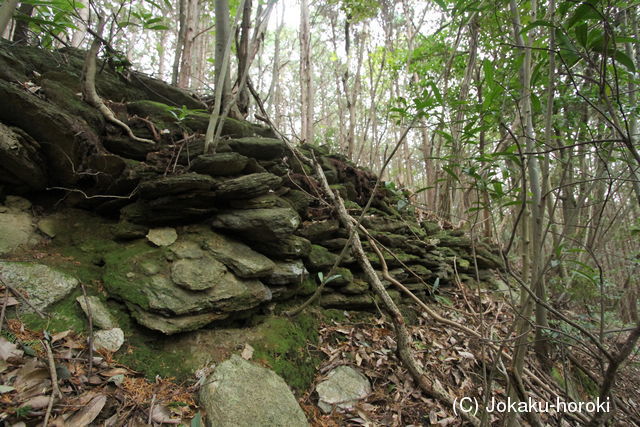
[0,0,19,39]
[299,0,313,144]
[215,0,232,111]
[12,2,33,44]
[172,0,187,86]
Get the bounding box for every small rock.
[146,227,178,246]
[37,217,59,238]
[93,328,125,353]
[316,365,371,414]
[75,296,118,330]
[265,260,308,286]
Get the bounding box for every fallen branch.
[82,18,154,145]
[80,283,94,377]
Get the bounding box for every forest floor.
[1,283,639,426]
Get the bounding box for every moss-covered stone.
[190,152,249,176]
[306,245,338,271]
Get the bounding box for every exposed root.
[82,18,154,145]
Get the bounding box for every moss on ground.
[251,313,321,392]
[21,289,86,333]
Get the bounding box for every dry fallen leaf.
[240,344,254,360]
[65,393,107,426]
[0,337,23,361]
[151,404,181,424]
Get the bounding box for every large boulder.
[0,80,101,187]
[102,235,273,334]
[199,354,308,427]
[211,207,300,241]
[0,262,78,311]
[0,124,47,192]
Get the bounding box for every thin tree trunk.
[299,0,313,144]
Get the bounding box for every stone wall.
[0,41,503,336]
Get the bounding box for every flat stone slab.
[190,152,249,176]
[265,260,308,286]
[146,227,178,246]
[0,262,78,311]
[316,365,371,413]
[199,354,308,427]
[216,173,282,200]
[203,231,275,279]
[211,207,300,241]
[128,304,227,335]
[227,137,285,160]
[170,256,227,291]
[138,173,216,199]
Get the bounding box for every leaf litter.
[0,319,197,426]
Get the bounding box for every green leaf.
[566,2,601,29]
[0,385,15,393]
[612,50,636,73]
[575,23,588,47]
[520,19,555,34]
[190,413,203,427]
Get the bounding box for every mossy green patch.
[251,313,321,392]
[21,289,86,333]
[102,240,160,310]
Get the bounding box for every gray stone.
[75,296,118,329]
[170,256,227,291]
[0,262,78,311]
[211,207,300,241]
[146,227,178,246]
[203,231,275,279]
[215,173,282,199]
[0,209,40,255]
[265,261,308,286]
[190,152,249,176]
[92,328,125,353]
[316,366,371,414]
[199,354,308,427]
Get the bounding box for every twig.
[80,283,94,377]
[0,288,9,333]
[42,339,61,427]
[0,274,46,318]
[148,393,156,425]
